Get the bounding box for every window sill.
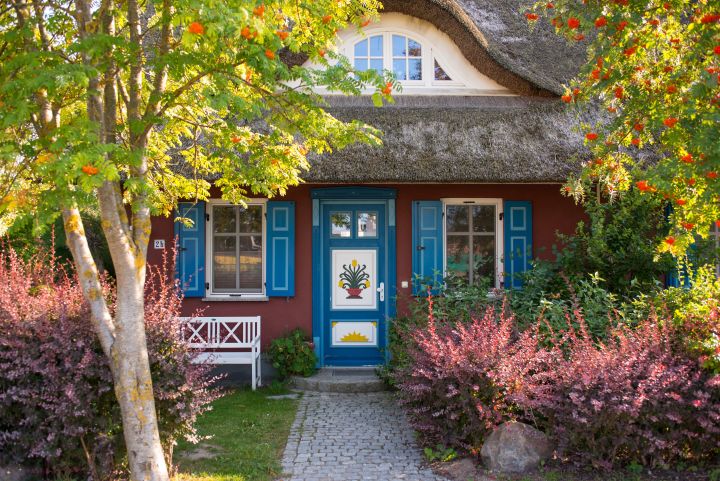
[202,296,269,302]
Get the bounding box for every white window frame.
[441,198,504,289]
[205,199,268,299]
[350,30,462,88]
[305,12,514,96]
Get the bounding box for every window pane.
[472,205,495,233]
[213,236,237,290]
[473,235,496,281]
[213,206,236,233]
[408,58,422,80]
[447,235,470,280]
[238,236,262,291]
[392,59,406,80]
[357,212,378,238]
[434,59,452,81]
[331,212,351,238]
[238,205,262,233]
[354,39,368,57]
[408,38,422,56]
[354,58,368,72]
[369,58,383,73]
[369,35,383,57]
[392,35,406,57]
[446,205,469,232]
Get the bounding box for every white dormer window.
[351,33,453,84]
[307,12,514,96]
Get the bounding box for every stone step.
[290,367,387,393]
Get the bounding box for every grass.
[173,386,299,481]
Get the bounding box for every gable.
[317,13,513,96]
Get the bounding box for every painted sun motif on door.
[332,321,377,346]
[331,250,377,309]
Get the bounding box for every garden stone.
[431,457,483,481]
[480,421,553,474]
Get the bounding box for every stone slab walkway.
[280,391,446,481]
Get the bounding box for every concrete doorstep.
[290,367,387,393]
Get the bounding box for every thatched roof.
[382,0,587,96]
[286,0,587,96]
[306,96,591,183]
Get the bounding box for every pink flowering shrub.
[0,247,221,478]
[524,320,720,468]
[395,299,720,468]
[394,300,556,452]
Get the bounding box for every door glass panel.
[446,235,469,280]
[213,236,237,290]
[472,205,495,233]
[213,206,236,233]
[473,235,495,281]
[446,205,469,232]
[330,212,352,238]
[238,236,262,291]
[357,212,378,238]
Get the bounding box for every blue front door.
[321,202,387,366]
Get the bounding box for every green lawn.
[173,387,299,481]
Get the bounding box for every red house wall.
[147,183,585,347]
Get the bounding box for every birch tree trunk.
[64,0,171,475]
[62,189,170,481]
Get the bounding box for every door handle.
[376,282,385,302]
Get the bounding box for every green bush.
[268,329,317,379]
[647,265,720,373]
[509,263,625,341]
[554,188,674,299]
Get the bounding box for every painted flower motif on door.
[337,259,371,299]
[331,249,377,310]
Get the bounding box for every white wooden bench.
[181,316,262,390]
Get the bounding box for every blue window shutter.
[412,201,444,295]
[503,200,533,289]
[175,202,206,297]
[663,204,691,288]
[266,201,295,297]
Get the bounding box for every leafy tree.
[526,0,720,254]
[0,1,388,479]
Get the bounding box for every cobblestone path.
[280,391,446,481]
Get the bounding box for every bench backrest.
[181,316,261,348]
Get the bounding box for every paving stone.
[280,391,446,481]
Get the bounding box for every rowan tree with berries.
[0,1,389,479]
[527,0,720,255]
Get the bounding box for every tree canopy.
[0,0,389,231]
[527,0,720,254]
